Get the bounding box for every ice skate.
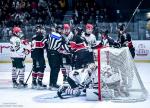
[18,80,28,89]
[49,84,60,91]
[37,80,47,90]
[12,81,19,88]
[31,80,37,89]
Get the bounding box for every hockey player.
[81,23,97,48]
[10,26,30,88]
[100,30,115,47]
[80,24,95,64]
[31,25,47,89]
[57,26,97,98]
[69,26,95,69]
[57,63,98,99]
[63,24,74,44]
[46,24,70,90]
[60,24,74,83]
[117,24,135,58]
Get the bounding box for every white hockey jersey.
[81,32,96,48]
[10,36,30,58]
[69,63,98,86]
[63,32,74,44]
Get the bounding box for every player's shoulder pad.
[10,36,20,42]
[90,34,96,37]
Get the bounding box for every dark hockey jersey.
[31,34,45,59]
[117,33,134,48]
[69,35,87,52]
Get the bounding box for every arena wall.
[0,40,150,63]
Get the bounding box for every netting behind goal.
[96,47,147,102]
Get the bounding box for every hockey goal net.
[88,47,148,102]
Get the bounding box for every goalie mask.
[86,24,93,34]
[101,65,113,76]
[12,27,24,38]
[63,24,70,35]
[87,63,97,74]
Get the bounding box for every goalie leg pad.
[57,86,81,98]
[65,87,81,96]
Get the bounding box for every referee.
[46,25,70,90]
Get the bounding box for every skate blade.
[13,85,18,88]
[17,85,28,89]
[31,86,37,89]
[36,86,47,90]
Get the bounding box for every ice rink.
[0,62,150,108]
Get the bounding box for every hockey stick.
[53,92,86,99]
[58,93,86,99]
[124,0,144,31]
[24,68,33,85]
[45,0,54,25]
[37,92,86,100]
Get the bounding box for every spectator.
[2,26,10,41]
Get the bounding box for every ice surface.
[0,62,150,108]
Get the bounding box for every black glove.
[113,42,121,48]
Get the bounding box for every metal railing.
[0,21,150,42]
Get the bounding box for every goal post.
[86,47,148,102]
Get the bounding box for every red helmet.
[86,24,93,30]
[86,24,93,34]
[64,24,70,29]
[12,27,23,37]
[13,27,22,34]
[64,24,70,34]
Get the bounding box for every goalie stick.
[57,93,86,99]
[47,92,86,99]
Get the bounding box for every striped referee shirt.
[47,32,70,52]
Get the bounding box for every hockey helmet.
[63,24,70,34]
[35,25,44,32]
[74,26,83,35]
[117,24,125,31]
[12,27,24,38]
[56,24,63,34]
[86,23,93,34]
[35,25,46,35]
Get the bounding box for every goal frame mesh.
[97,47,148,102]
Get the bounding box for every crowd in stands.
[0,0,72,27]
[0,0,149,41]
[0,0,112,27]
